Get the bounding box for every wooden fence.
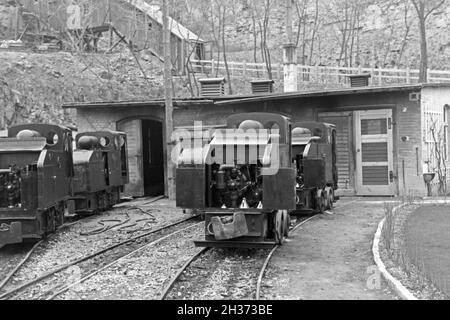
[189,59,450,86]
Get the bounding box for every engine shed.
[63,83,450,198]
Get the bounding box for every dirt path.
[261,198,398,300]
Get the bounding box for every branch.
[424,0,446,19]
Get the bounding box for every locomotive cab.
[72,131,128,214]
[176,113,296,248]
[0,124,73,245]
[291,122,338,214]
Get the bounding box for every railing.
[189,59,450,85]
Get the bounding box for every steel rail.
[159,247,210,300]
[0,240,43,292]
[0,218,83,293]
[255,215,318,300]
[47,221,204,300]
[0,215,200,300]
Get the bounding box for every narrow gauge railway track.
[0,215,201,300]
[48,220,205,300]
[0,241,42,291]
[161,214,318,300]
[0,217,83,293]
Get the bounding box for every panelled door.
[117,119,144,197]
[318,112,353,191]
[355,110,394,195]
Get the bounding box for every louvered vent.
[251,80,275,94]
[198,78,226,97]
[348,74,371,87]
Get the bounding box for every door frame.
[354,109,395,196]
[116,116,166,197]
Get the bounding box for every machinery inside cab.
[1,124,74,210]
[0,124,73,245]
[176,113,295,211]
[291,122,338,213]
[176,113,296,247]
[73,131,128,213]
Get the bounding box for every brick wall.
[73,88,449,197]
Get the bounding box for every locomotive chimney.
[347,73,371,87]
[198,78,226,97]
[251,80,275,94]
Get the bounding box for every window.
[361,119,387,135]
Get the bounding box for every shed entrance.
[354,109,394,196]
[142,120,164,196]
[117,118,164,197]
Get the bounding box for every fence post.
[243,61,247,77]
[427,68,431,83]
[378,69,382,85]
[406,67,411,84]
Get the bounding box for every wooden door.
[355,110,394,195]
[319,112,353,191]
[117,119,144,197]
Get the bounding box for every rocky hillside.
[174,0,450,70]
[0,51,166,129]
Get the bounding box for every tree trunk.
[418,17,428,82]
[162,0,175,199]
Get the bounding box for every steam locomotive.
[0,124,128,245]
[176,113,338,248]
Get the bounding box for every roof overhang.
[214,84,433,106]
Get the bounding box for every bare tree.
[249,0,273,79]
[410,0,446,82]
[429,116,448,195]
[308,0,320,65]
[397,0,413,66]
[219,2,233,93]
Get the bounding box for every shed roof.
[214,83,450,106]
[62,83,450,109]
[125,0,205,42]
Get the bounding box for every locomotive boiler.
[176,113,296,248]
[0,125,129,246]
[176,113,338,248]
[0,124,74,245]
[291,122,338,214]
[72,131,129,214]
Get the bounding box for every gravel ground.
[1,197,193,298]
[0,243,35,281]
[166,248,271,300]
[54,223,204,300]
[259,199,397,300]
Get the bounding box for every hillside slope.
[0,51,165,129]
[174,0,450,70]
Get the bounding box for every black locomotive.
[0,124,129,245]
[176,113,338,248]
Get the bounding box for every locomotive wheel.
[329,188,335,209]
[273,211,284,245]
[55,202,65,227]
[45,208,56,234]
[282,210,290,238]
[325,187,333,210]
[315,189,325,214]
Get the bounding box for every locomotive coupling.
[208,212,249,240]
[0,222,22,245]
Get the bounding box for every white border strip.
[372,203,418,300]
